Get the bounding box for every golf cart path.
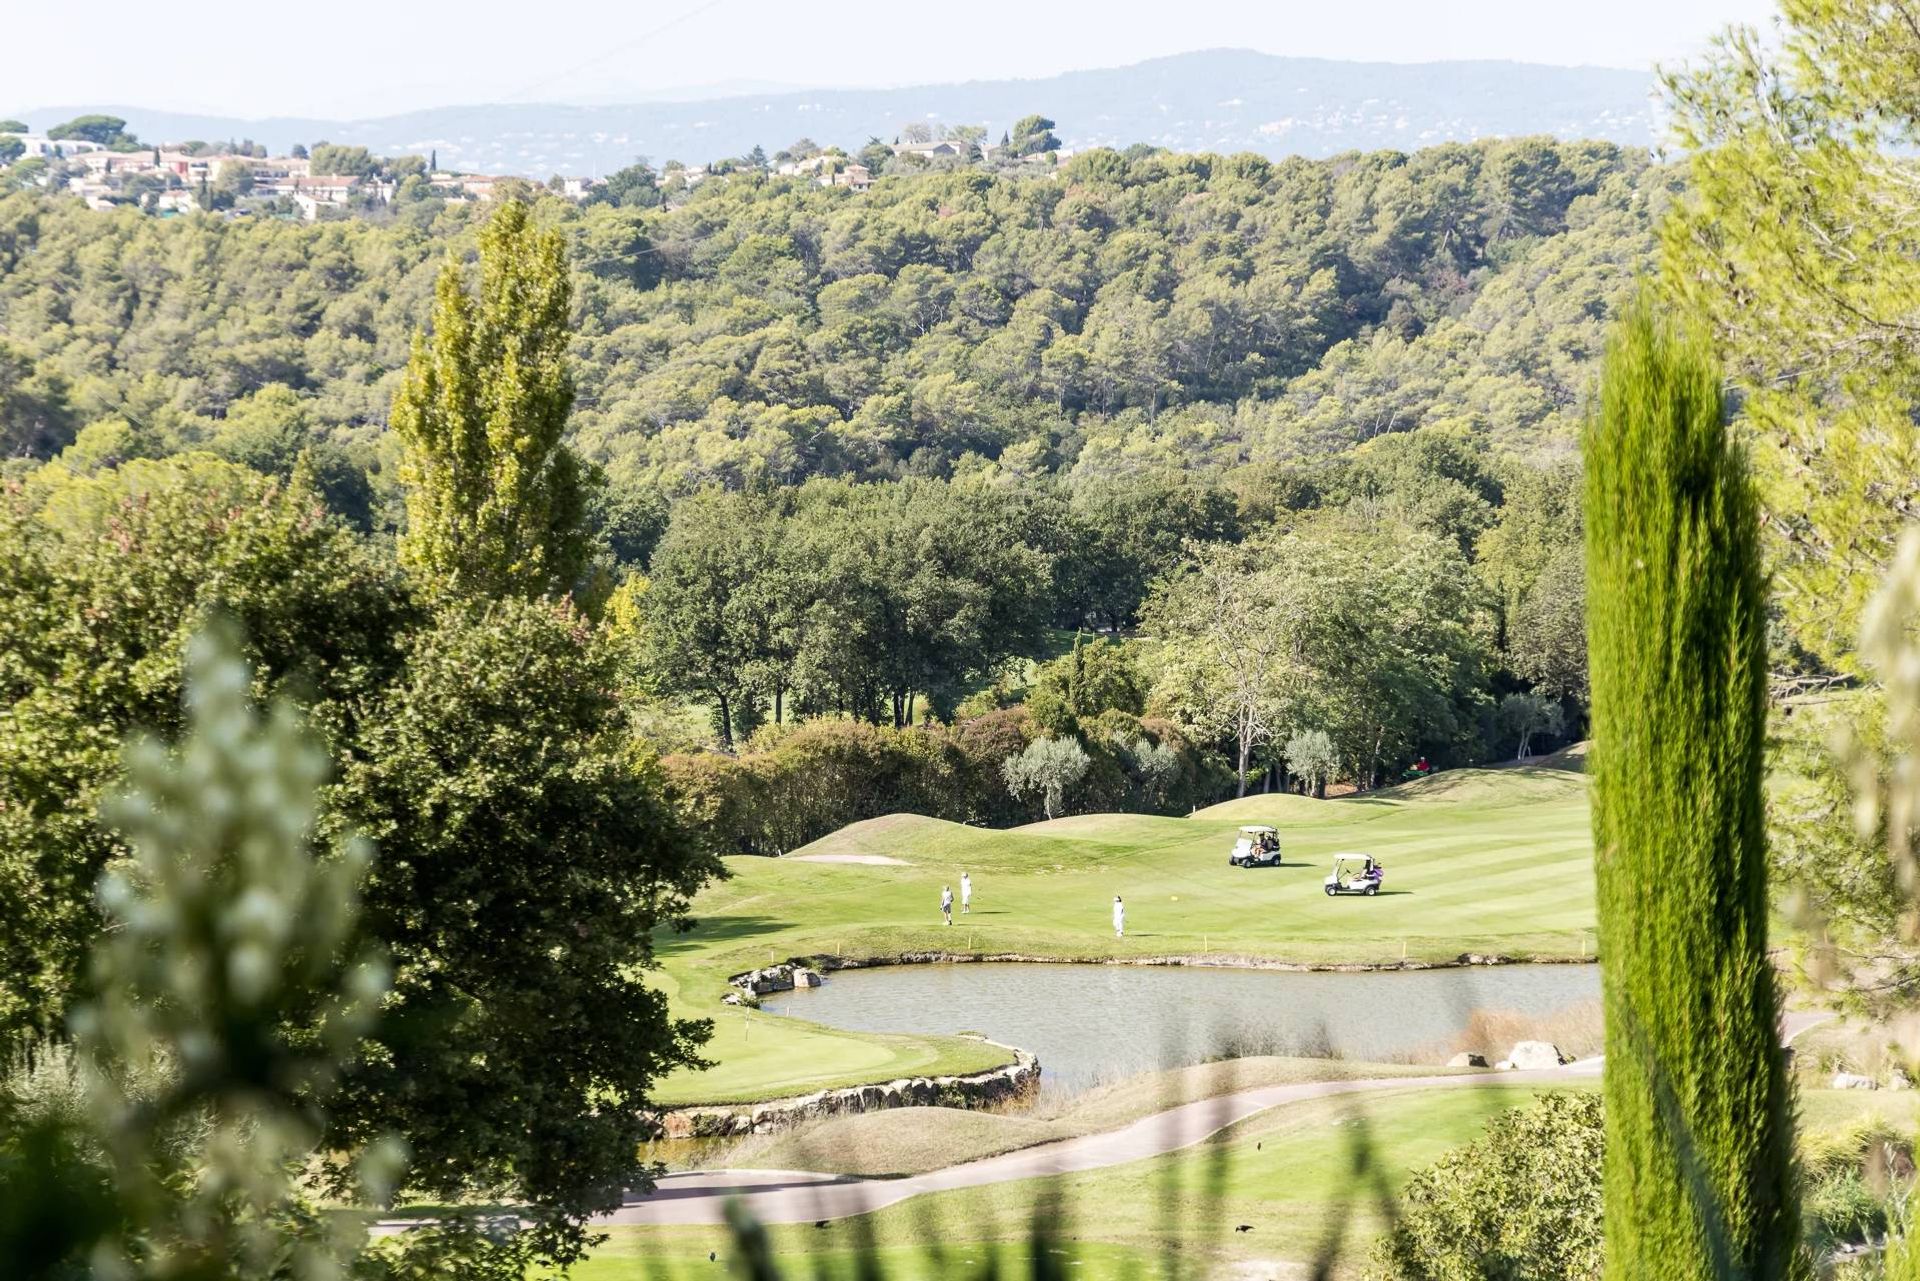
[607,1067,1572,1226]
[605,1009,1833,1227]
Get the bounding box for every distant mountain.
[10,49,1658,176]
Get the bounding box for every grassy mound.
[791,813,1106,870]
[1190,792,1362,823]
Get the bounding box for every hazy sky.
[12,0,1781,120]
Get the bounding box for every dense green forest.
[0,136,1644,818]
[0,136,1656,494]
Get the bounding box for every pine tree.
[391,200,588,600]
[1585,299,1801,1281]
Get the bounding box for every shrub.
[1805,1170,1889,1251]
[1370,1091,1604,1281]
[662,708,1220,853]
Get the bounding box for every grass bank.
[683,1055,1456,1177]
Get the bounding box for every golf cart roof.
[1330,851,1375,866]
[1238,825,1278,835]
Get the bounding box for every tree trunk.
[716,692,733,750]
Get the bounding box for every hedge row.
[660,709,1225,856]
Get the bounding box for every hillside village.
[0,112,1069,218]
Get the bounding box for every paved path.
[602,1009,1836,1228]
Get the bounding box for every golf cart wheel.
[1324,884,1336,896]
[1365,885,1377,896]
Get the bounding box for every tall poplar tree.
[391,200,589,600]
[1585,300,1801,1281]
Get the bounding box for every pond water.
[761,962,1602,1096]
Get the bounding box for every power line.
[499,0,732,104]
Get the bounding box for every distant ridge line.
[9,49,1659,177]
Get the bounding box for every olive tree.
[1002,736,1091,820]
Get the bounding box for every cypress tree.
[391,200,588,601]
[1585,300,1801,1280]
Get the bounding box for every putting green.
[651,766,1597,1106]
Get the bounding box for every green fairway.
[652,766,1596,1106]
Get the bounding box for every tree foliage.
[0,626,390,1281]
[0,138,1650,505]
[1145,511,1491,794]
[0,452,718,1268]
[391,202,589,601]
[1585,301,1800,1280]
[47,115,135,146]
[328,595,720,1264]
[1370,1092,1605,1281]
[0,458,412,1043]
[1002,735,1092,820]
[1661,1,1920,670]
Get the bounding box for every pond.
[761,961,1602,1096]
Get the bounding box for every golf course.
[652,764,1598,1106]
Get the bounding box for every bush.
[1800,1118,1915,1252]
[1805,1170,1889,1251]
[1370,1092,1604,1281]
[661,708,1221,854]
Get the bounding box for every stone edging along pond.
[727,948,1589,999]
[651,1043,1040,1138]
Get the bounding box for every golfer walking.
[960,871,973,915]
[941,884,954,926]
[1112,895,1125,939]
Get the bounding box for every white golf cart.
[1323,853,1384,896]
[1228,825,1282,868]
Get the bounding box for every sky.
[11,0,1782,121]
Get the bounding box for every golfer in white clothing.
[960,871,973,914]
[1112,895,1125,939]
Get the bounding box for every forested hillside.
[0,136,1647,816]
[0,137,1658,510]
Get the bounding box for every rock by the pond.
[1495,1059,1514,1071]
[737,964,799,995]
[1832,1072,1879,1091]
[793,967,823,989]
[1891,1069,1914,1091]
[1447,1052,1489,1068]
[1507,1041,1566,1070]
